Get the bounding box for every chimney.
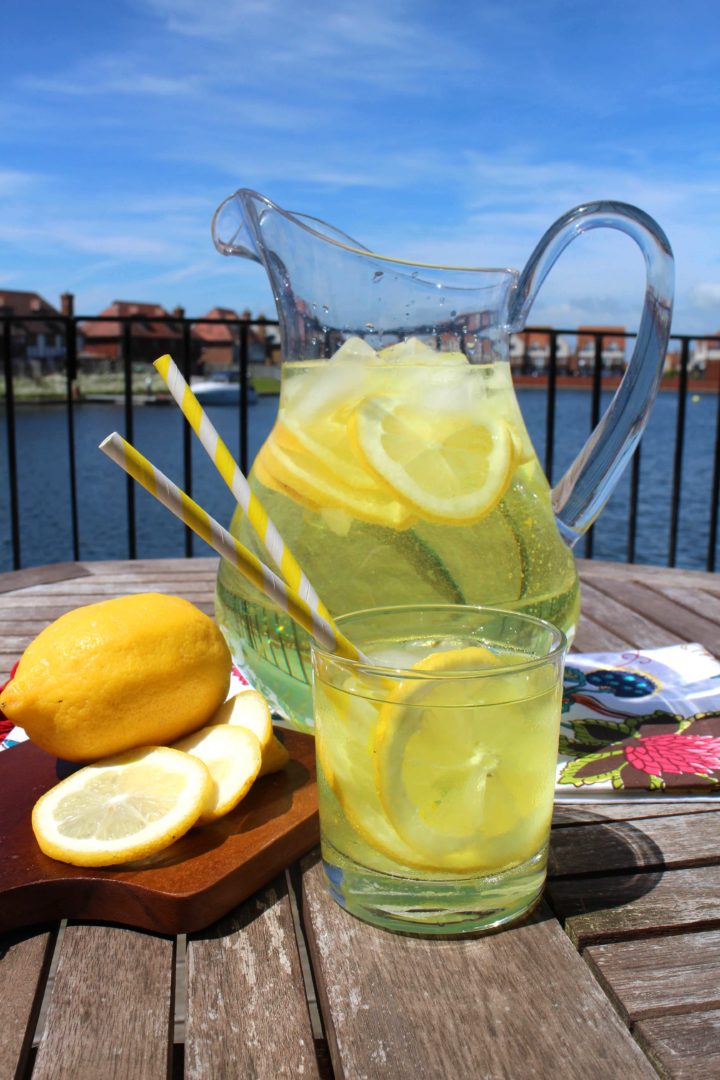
[60,292,74,316]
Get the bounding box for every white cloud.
[0,168,41,195]
[686,283,720,310]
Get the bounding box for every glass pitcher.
[212,190,673,731]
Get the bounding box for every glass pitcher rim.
[223,187,520,280]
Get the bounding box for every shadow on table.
[546,811,665,920]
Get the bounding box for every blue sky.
[2,0,720,335]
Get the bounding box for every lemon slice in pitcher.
[32,746,212,866]
[352,401,514,522]
[261,425,416,529]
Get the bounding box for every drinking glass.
[311,604,567,935]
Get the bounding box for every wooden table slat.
[635,1007,720,1079]
[0,563,91,595]
[548,864,720,945]
[587,577,720,654]
[186,877,320,1080]
[575,580,682,649]
[657,585,720,629]
[553,800,720,825]
[301,857,656,1079]
[550,809,720,877]
[0,591,215,610]
[584,930,720,1022]
[576,558,720,592]
[31,924,175,1080]
[569,610,632,652]
[0,926,56,1079]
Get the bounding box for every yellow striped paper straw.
[99,432,363,662]
[153,353,329,620]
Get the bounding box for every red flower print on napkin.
[559,709,720,791]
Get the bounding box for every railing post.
[708,339,720,571]
[544,332,557,482]
[668,338,689,567]
[122,320,136,559]
[64,298,80,560]
[239,320,249,474]
[180,311,193,557]
[627,445,642,564]
[584,333,604,559]
[2,318,21,569]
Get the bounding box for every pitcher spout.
[211,189,265,262]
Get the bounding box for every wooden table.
[1,557,719,1079]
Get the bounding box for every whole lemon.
[1,593,231,762]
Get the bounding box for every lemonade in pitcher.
[216,337,579,727]
[212,190,673,730]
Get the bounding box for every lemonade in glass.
[216,338,578,729]
[311,604,566,935]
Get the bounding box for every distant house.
[574,327,627,374]
[690,334,720,382]
[80,301,185,371]
[509,329,571,374]
[0,290,67,374]
[192,308,275,372]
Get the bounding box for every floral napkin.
[3,648,720,801]
[557,643,720,799]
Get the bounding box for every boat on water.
[189,371,258,405]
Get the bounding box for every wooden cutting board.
[0,729,318,935]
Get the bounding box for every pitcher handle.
[507,201,674,547]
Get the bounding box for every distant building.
[79,301,184,371]
[192,308,277,371]
[0,290,67,374]
[690,334,720,382]
[509,329,571,374]
[574,327,627,374]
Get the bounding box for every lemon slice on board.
[259,733,291,776]
[32,746,212,867]
[207,689,273,752]
[352,401,514,523]
[373,646,546,872]
[173,724,262,824]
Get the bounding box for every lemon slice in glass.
[373,646,540,872]
[353,401,514,522]
[32,746,212,866]
[315,682,425,870]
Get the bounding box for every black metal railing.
[2,316,719,573]
[1,311,277,570]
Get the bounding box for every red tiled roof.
[0,290,62,336]
[192,308,243,344]
[522,329,553,348]
[576,326,626,349]
[80,301,182,341]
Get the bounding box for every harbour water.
[1,388,717,573]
